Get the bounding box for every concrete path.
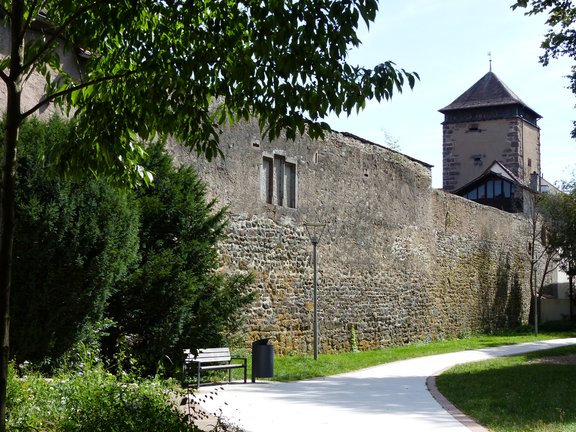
[195,338,576,431]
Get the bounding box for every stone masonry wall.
[171,121,533,355]
[442,118,527,192]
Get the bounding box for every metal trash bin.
[252,338,274,382]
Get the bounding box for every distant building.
[440,71,573,323]
[453,160,525,213]
[440,71,560,212]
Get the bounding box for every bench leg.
[197,367,201,388]
[243,366,247,383]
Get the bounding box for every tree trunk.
[1,2,24,430]
[0,88,19,432]
[570,273,574,321]
[530,221,538,334]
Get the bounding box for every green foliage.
[107,143,254,375]
[537,189,576,274]
[539,319,576,332]
[10,119,253,375]
[350,324,359,353]
[6,0,418,185]
[6,361,194,431]
[11,117,140,365]
[513,0,576,138]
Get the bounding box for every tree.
[106,143,254,375]
[10,121,251,375]
[525,191,562,333]
[513,0,576,138]
[11,117,140,365]
[538,185,576,320]
[0,1,418,429]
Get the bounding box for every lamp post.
[304,222,326,360]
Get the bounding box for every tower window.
[468,124,480,132]
[477,184,485,198]
[494,180,502,197]
[465,179,514,200]
[486,180,494,198]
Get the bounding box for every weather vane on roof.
[488,51,492,72]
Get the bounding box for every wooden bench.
[183,348,247,388]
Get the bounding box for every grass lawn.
[436,344,576,432]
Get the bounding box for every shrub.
[11,119,254,376]
[11,117,140,365]
[7,361,195,431]
[106,142,254,375]
[539,320,576,332]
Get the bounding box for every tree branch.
[21,70,136,119]
[0,3,10,19]
[20,0,41,41]
[20,0,101,73]
[10,0,24,79]
[538,254,553,294]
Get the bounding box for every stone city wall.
[172,121,533,355]
[217,195,529,354]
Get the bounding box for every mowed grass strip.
[436,344,576,432]
[270,332,575,382]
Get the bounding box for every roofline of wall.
[337,131,434,169]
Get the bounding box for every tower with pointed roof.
[439,71,541,192]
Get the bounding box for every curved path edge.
[426,337,576,431]
[426,374,490,432]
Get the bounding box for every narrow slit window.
[275,155,285,206]
[286,162,296,208]
[263,157,273,204]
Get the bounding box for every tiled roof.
[439,72,541,117]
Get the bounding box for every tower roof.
[439,71,541,118]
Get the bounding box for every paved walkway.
[195,338,576,431]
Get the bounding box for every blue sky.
[323,0,576,188]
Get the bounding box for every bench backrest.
[184,348,232,364]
